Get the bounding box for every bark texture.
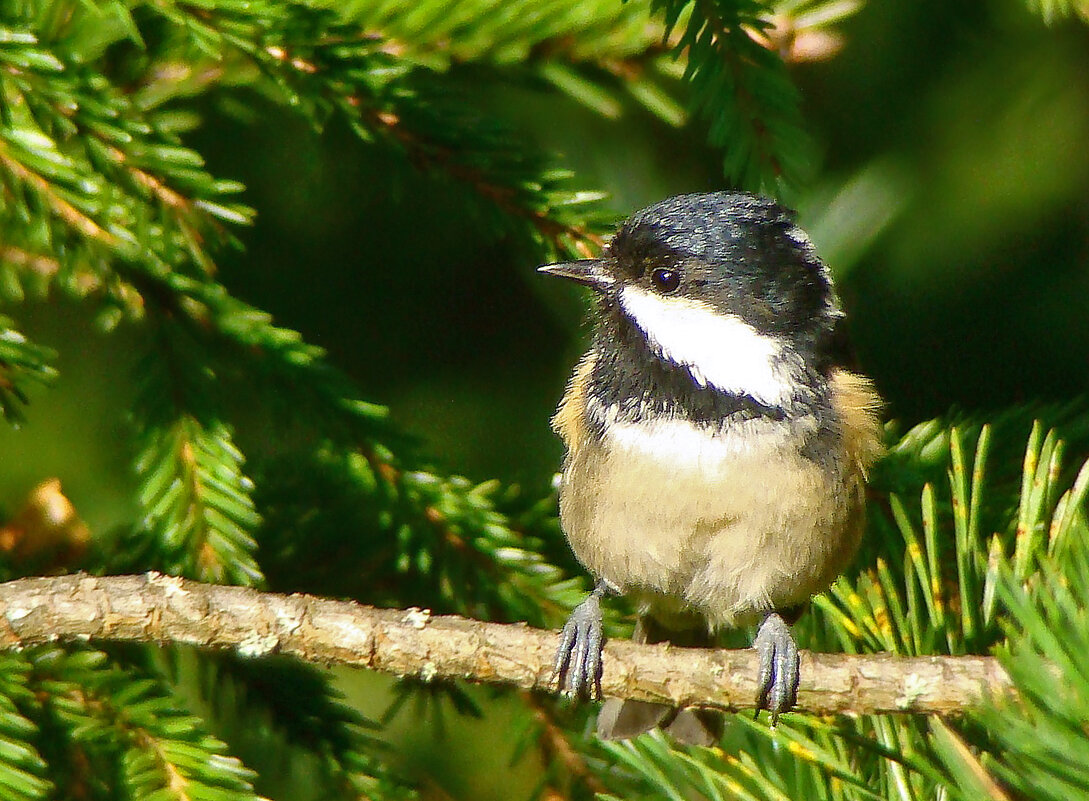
[0,573,1010,716]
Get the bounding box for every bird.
[539,191,884,744]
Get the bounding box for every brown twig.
[524,692,608,797]
[0,573,1012,717]
[358,105,603,257]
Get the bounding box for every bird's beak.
[537,259,614,292]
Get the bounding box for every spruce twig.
[0,573,1012,717]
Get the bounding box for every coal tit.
[541,192,883,744]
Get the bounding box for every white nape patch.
[619,286,794,406]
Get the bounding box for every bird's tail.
[595,616,723,746]
[597,698,722,745]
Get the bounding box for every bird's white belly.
[559,416,859,628]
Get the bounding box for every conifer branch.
[0,316,58,424]
[357,104,605,257]
[353,447,580,625]
[694,0,785,177]
[0,139,120,247]
[0,573,1012,718]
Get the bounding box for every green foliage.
[0,315,56,424]
[654,0,813,193]
[162,651,418,801]
[23,646,259,801]
[968,508,1089,801]
[255,443,594,628]
[0,654,49,801]
[131,410,262,586]
[1,0,1087,800]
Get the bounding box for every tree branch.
[0,573,1011,716]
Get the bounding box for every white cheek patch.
[619,286,794,407]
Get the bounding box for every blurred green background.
[2,1,1089,797]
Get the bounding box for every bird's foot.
[552,585,608,699]
[754,611,800,724]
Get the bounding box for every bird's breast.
[558,412,864,628]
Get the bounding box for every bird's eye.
[651,268,680,293]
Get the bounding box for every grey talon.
[553,586,606,699]
[754,611,800,723]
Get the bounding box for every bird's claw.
[552,591,605,699]
[754,612,799,724]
